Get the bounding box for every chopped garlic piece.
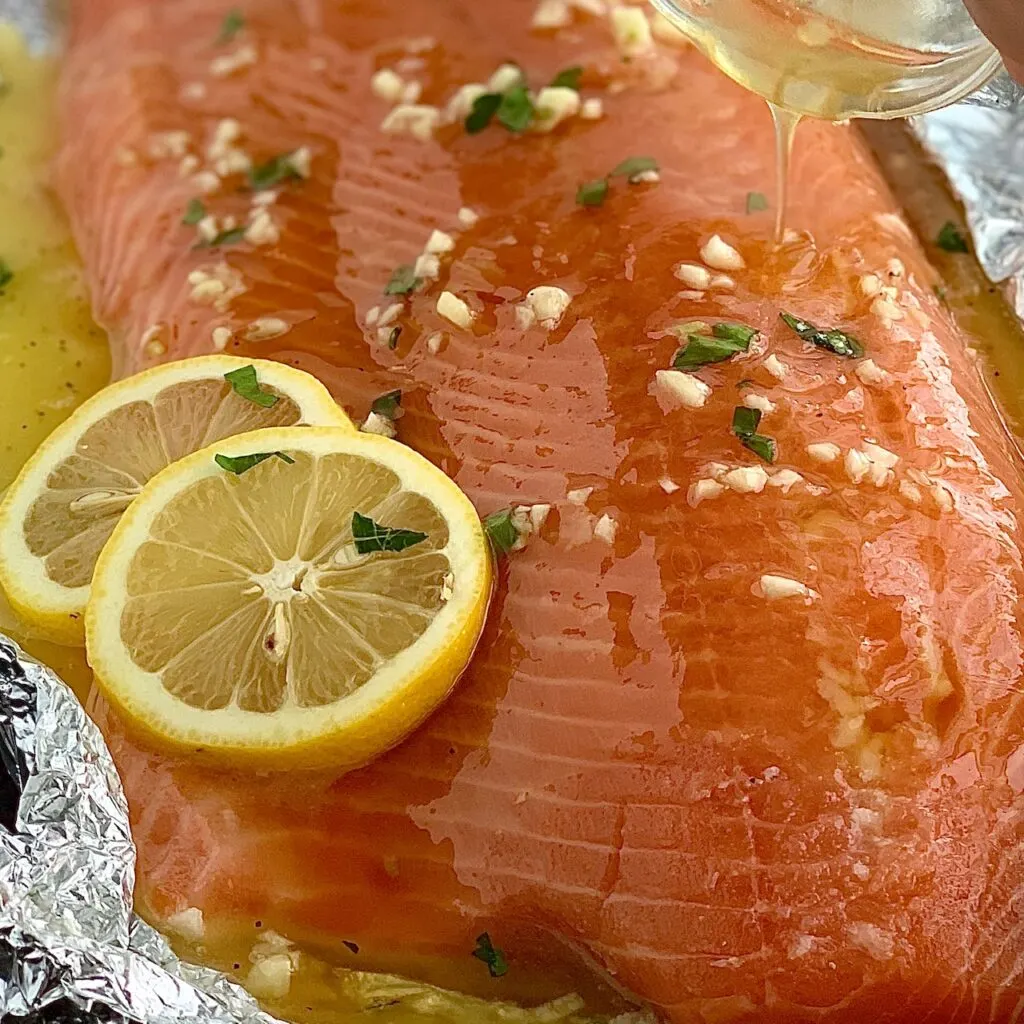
[688,478,725,505]
[580,97,604,120]
[457,206,479,228]
[244,209,280,246]
[764,354,788,380]
[515,304,537,330]
[381,104,441,142]
[532,0,571,27]
[487,63,523,93]
[610,6,653,57]
[361,411,398,438]
[594,513,617,545]
[533,86,581,132]
[723,466,770,493]
[844,448,871,484]
[899,480,923,504]
[659,477,679,494]
[414,252,440,279]
[861,441,899,469]
[675,263,712,290]
[401,81,422,104]
[288,146,312,178]
[426,331,444,354]
[806,442,840,463]
[166,907,205,942]
[855,359,889,386]
[437,291,474,329]
[371,68,405,103]
[446,83,487,121]
[210,43,257,78]
[246,955,293,1000]
[871,294,903,322]
[860,273,882,297]
[759,574,818,601]
[211,326,232,351]
[524,285,572,328]
[178,154,199,177]
[743,393,775,415]
[528,503,552,532]
[425,228,455,254]
[700,234,746,271]
[246,317,290,341]
[140,324,166,357]
[767,469,803,492]
[192,170,221,195]
[566,487,593,505]
[656,369,711,409]
[709,274,735,291]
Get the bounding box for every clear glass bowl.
[648,0,1004,118]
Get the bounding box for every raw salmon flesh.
[55,0,1024,1020]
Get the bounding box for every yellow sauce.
[0,25,108,697]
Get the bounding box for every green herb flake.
[465,93,502,134]
[576,178,609,208]
[351,511,427,555]
[472,933,509,978]
[712,322,757,347]
[384,265,420,296]
[387,326,402,350]
[732,406,762,437]
[224,365,279,408]
[216,8,245,44]
[609,156,659,180]
[672,322,754,371]
[549,66,583,90]
[248,153,304,192]
[214,450,294,475]
[182,198,206,226]
[371,389,402,418]
[730,405,777,464]
[780,311,863,359]
[746,191,769,213]
[483,508,521,555]
[497,85,535,133]
[195,225,247,249]
[0,259,12,292]
[937,221,969,254]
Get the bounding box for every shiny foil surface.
[2,0,1024,1021]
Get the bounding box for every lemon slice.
[0,356,351,644]
[85,425,492,769]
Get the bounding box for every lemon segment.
[0,356,351,644]
[86,426,492,769]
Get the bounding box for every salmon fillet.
[57,0,1024,1020]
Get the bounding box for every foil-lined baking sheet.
[3,2,1024,1022]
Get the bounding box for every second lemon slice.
[86,426,492,769]
[0,356,351,644]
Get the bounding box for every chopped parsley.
[182,198,206,226]
[248,152,304,191]
[0,259,12,293]
[609,156,659,180]
[746,191,769,213]
[483,508,520,554]
[496,85,534,133]
[224,365,279,407]
[216,9,245,44]
[576,156,660,208]
[672,321,757,371]
[387,325,402,350]
[384,265,420,296]
[215,451,295,475]
[472,933,509,978]
[780,312,862,358]
[370,389,402,417]
[195,225,246,249]
[731,406,777,464]
[465,93,503,134]
[351,511,427,554]
[549,66,583,90]
[937,221,969,253]
[576,179,610,207]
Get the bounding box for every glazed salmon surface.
[58,0,1024,1020]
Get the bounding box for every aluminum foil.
[916,96,1024,321]
[0,636,284,1024]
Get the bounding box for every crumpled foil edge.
[915,99,1024,323]
[0,637,282,1024]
